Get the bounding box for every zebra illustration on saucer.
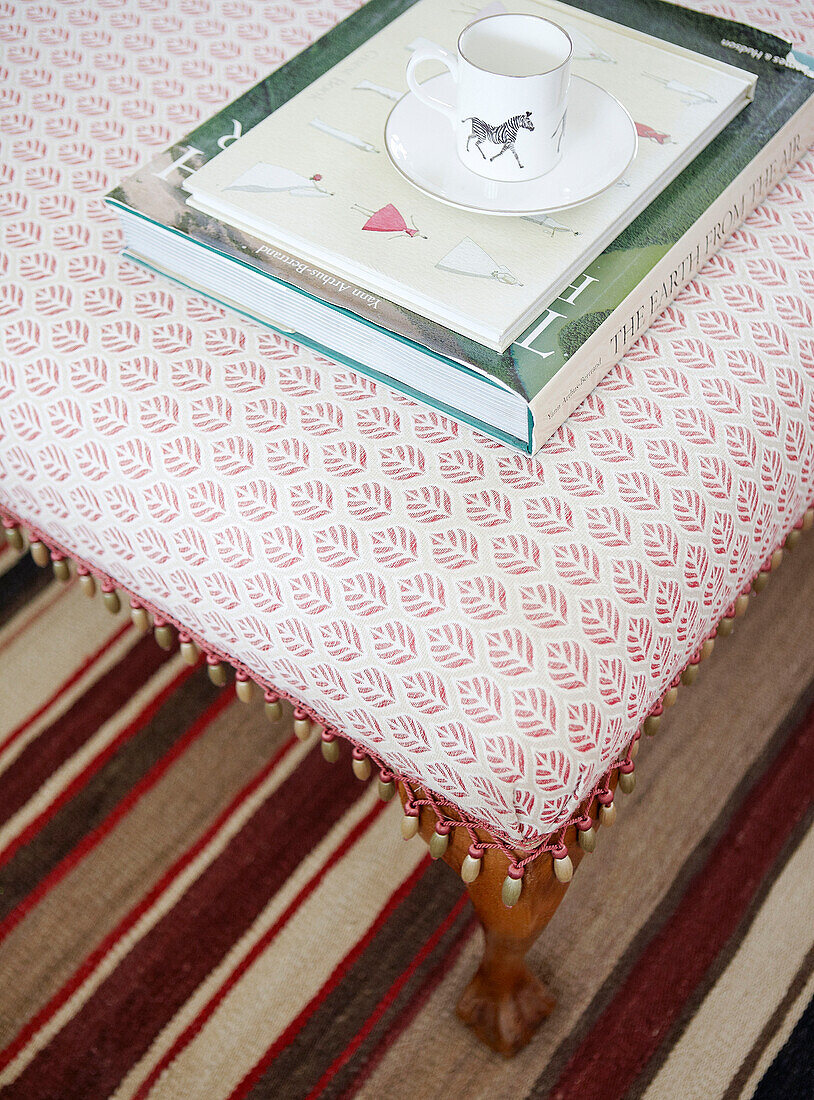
[463,111,534,168]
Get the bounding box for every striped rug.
[0,536,812,1100]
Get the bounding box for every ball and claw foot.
[456,963,555,1057]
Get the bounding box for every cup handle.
[406,45,458,125]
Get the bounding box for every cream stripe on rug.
[733,964,814,1100]
[642,823,814,1100]
[0,615,137,777]
[132,802,424,1100]
[0,583,124,738]
[0,732,315,1086]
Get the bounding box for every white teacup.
[406,14,572,183]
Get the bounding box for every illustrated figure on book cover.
[635,122,675,144]
[224,164,332,196]
[524,213,580,236]
[437,238,522,284]
[644,73,717,104]
[353,203,427,238]
[310,117,379,153]
[354,79,402,101]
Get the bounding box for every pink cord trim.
[1,498,811,877]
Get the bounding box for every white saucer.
[385,74,637,216]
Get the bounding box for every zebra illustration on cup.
[463,110,534,168]
[406,14,573,182]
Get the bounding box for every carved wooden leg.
[400,785,607,1057]
[455,850,567,1056]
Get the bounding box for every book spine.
[528,90,814,453]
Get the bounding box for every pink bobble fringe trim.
[2,499,811,885]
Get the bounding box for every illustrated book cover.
[183,0,756,351]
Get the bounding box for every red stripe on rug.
[0,679,232,948]
[546,700,814,1100]
[131,796,391,1100]
[0,634,173,832]
[0,651,191,871]
[0,699,290,1074]
[0,741,372,1100]
[227,856,433,1100]
[304,892,470,1100]
[0,575,75,657]
[0,620,132,756]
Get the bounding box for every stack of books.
[107,0,814,454]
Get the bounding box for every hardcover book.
[107,0,814,452]
[183,0,755,352]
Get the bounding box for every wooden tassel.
[30,541,50,568]
[618,765,636,795]
[401,812,420,840]
[79,573,96,598]
[577,824,596,853]
[154,624,175,651]
[643,714,661,737]
[131,604,151,633]
[207,661,228,687]
[321,735,340,763]
[552,846,573,884]
[461,851,482,883]
[52,557,70,582]
[179,639,200,666]
[803,508,814,531]
[428,827,449,860]
[753,570,770,593]
[771,548,783,571]
[662,686,678,708]
[4,525,24,551]
[264,694,283,722]
[102,589,121,614]
[293,708,311,740]
[378,774,396,802]
[351,751,371,781]
[717,615,735,637]
[502,873,523,908]
[734,593,750,617]
[235,676,254,704]
[785,528,801,551]
[681,662,699,686]
[700,638,715,661]
[599,795,616,827]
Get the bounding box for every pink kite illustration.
[635,122,674,144]
[352,203,427,239]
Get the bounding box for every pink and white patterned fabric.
[1,0,813,849]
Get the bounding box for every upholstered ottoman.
[2,0,813,1060]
